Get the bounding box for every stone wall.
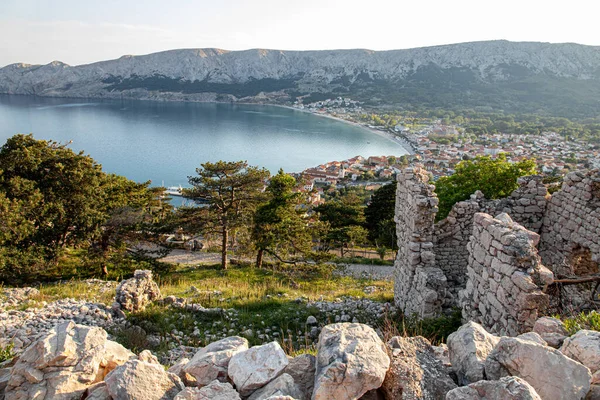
[460,213,554,335]
[393,167,448,318]
[540,170,600,277]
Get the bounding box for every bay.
[0,95,407,187]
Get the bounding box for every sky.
[0,0,598,67]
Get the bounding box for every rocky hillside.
[2,40,600,116]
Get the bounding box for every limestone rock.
[98,340,136,380]
[516,332,547,346]
[0,368,10,400]
[283,354,315,400]
[561,330,600,384]
[184,336,248,386]
[138,349,160,365]
[447,321,500,385]
[533,317,568,348]
[381,336,456,400]
[168,357,195,386]
[115,270,161,312]
[173,380,241,400]
[248,373,302,400]
[83,382,112,400]
[6,321,108,400]
[105,359,185,400]
[228,341,288,397]
[446,376,541,400]
[485,336,592,400]
[312,323,390,400]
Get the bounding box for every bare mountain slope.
[2,40,600,116]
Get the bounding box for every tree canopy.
[434,153,537,220]
[183,160,269,269]
[365,183,398,250]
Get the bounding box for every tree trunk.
[256,248,264,269]
[221,227,228,270]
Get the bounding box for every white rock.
[533,317,568,348]
[312,323,390,400]
[382,336,456,399]
[173,380,241,400]
[447,321,500,385]
[228,341,289,397]
[115,270,161,312]
[6,321,108,400]
[105,359,185,400]
[183,336,248,386]
[560,330,600,384]
[283,354,315,400]
[516,332,547,346]
[485,336,592,400]
[138,349,160,365]
[446,376,541,400]
[248,373,302,400]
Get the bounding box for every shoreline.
[273,103,414,155]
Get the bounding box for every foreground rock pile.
[4,316,600,400]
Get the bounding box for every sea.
[0,95,407,188]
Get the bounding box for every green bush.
[0,342,14,363]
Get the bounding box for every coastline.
[274,103,414,155]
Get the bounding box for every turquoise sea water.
[0,95,407,187]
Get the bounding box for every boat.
[164,185,184,196]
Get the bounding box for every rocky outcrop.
[446,376,541,400]
[6,321,109,400]
[447,321,500,386]
[381,336,456,400]
[228,341,289,397]
[560,330,600,384]
[114,270,161,312]
[2,42,600,115]
[313,323,390,400]
[283,354,315,400]
[183,336,248,386]
[533,317,568,348]
[247,373,302,400]
[173,381,241,400]
[485,336,592,400]
[104,359,185,400]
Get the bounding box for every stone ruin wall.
[434,176,549,305]
[460,212,553,336]
[394,166,600,335]
[393,167,449,318]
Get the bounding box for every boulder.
[485,336,592,400]
[183,336,248,386]
[312,323,390,400]
[228,341,288,397]
[0,368,10,400]
[115,269,161,312]
[561,330,600,384]
[168,357,195,386]
[248,373,303,400]
[6,321,108,400]
[381,336,456,400]
[516,332,547,346]
[533,317,568,348]
[447,322,500,385]
[83,382,112,400]
[105,359,185,400]
[173,381,241,400]
[98,340,136,380]
[446,376,541,400]
[283,354,315,400]
[138,349,160,365]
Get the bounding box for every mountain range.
[1,40,600,117]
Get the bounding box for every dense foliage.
[0,134,161,282]
[365,183,397,251]
[434,154,538,220]
[182,161,270,269]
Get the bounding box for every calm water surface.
[0,95,407,187]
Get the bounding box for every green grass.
[560,311,600,335]
[0,342,14,363]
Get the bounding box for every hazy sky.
[1,0,598,67]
